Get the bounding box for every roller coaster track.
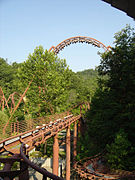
[1,36,130,179]
[75,155,135,180]
[0,103,88,179]
[74,155,119,180]
[49,36,111,54]
[0,114,76,179]
[1,103,135,180]
[0,113,78,154]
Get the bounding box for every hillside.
[76,68,98,79]
[76,69,98,98]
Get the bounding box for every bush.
[105,129,133,170]
[29,151,43,158]
[0,111,9,136]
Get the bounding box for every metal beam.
[66,126,70,180]
[53,133,59,176]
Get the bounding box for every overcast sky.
[0,0,134,72]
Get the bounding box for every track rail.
[1,102,134,179]
[75,155,119,180]
[0,112,82,179]
[49,36,110,54]
[0,114,76,154]
[19,114,80,180]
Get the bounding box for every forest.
[78,25,135,172]
[0,47,97,126]
[0,25,135,172]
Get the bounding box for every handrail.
[0,102,87,153]
[0,102,89,179]
[19,115,81,179]
[20,143,64,180]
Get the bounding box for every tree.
[76,69,98,99]
[18,46,72,117]
[67,72,91,105]
[105,129,134,170]
[0,111,9,137]
[0,58,15,97]
[81,25,135,170]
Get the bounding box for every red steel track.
[49,36,110,54]
[75,155,119,180]
[75,155,135,180]
[0,114,78,179]
[0,114,79,154]
[0,103,87,179]
[0,37,119,180]
[0,103,134,179]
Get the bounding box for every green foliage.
[77,68,98,78]
[66,68,98,109]
[80,25,135,171]
[46,138,53,157]
[0,46,98,123]
[0,58,21,97]
[0,47,98,159]
[11,162,20,170]
[59,151,66,159]
[0,111,9,125]
[18,46,72,117]
[0,58,14,97]
[0,111,9,137]
[76,132,91,160]
[0,155,8,170]
[76,69,98,99]
[106,129,132,170]
[35,138,53,158]
[0,155,19,170]
[29,151,43,158]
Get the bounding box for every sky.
[0,0,134,72]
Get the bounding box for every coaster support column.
[66,125,70,180]
[73,121,77,167]
[53,133,59,176]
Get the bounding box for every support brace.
[53,133,59,176]
[66,125,70,180]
